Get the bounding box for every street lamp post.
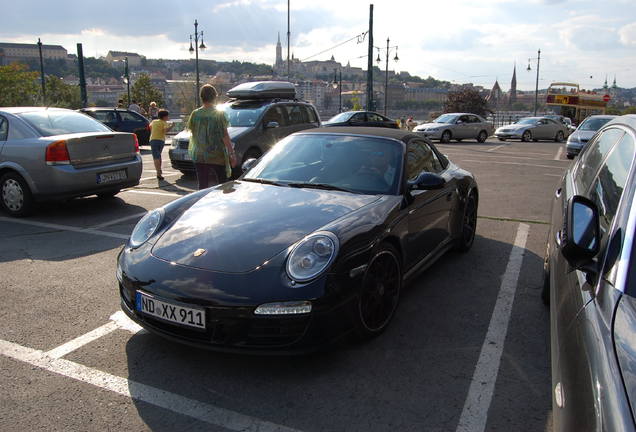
[376,38,399,116]
[37,38,46,105]
[332,68,342,113]
[123,56,131,106]
[189,19,206,107]
[527,49,541,116]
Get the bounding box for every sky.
[1,0,635,90]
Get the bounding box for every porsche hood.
[151,181,380,273]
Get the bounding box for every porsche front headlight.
[129,208,164,248]
[286,231,339,282]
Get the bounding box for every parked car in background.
[118,127,478,352]
[543,114,636,431]
[545,114,576,134]
[494,116,569,142]
[413,113,493,143]
[169,81,320,176]
[322,111,399,129]
[0,107,142,216]
[565,115,617,159]
[79,108,151,146]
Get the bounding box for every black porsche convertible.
[117,127,478,352]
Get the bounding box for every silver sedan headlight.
[286,231,339,282]
[129,209,164,248]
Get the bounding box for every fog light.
[254,301,312,315]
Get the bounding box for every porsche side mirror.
[407,172,445,191]
[561,195,600,271]
[242,158,257,173]
[265,121,280,129]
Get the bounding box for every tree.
[45,76,82,109]
[444,88,490,116]
[173,81,197,115]
[0,63,39,106]
[122,73,165,111]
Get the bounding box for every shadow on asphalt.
[123,233,551,431]
[0,196,147,263]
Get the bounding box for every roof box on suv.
[227,81,296,100]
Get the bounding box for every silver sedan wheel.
[2,178,24,212]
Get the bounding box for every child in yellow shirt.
[148,110,173,180]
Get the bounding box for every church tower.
[275,32,283,68]
[509,63,517,105]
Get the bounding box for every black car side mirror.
[242,158,257,173]
[265,121,279,129]
[407,172,445,191]
[561,196,600,271]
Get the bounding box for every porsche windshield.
[244,134,403,195]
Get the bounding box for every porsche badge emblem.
[193,248,206,257]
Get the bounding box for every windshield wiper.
[286,182,354,193]
[242,178,288,187]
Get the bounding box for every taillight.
[133,134,140,153]
[45,140,70,165]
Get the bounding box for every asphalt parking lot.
[0,137,570,431]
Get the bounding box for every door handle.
[555,187,562,198]
[555,230,563,247]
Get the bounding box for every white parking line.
[44,321,120,359]
[0,338,300,432]
[91,212,148,229]
[554,146,564,160]
[460,159,567,170]
[487,144,506,152]
[0,217,129,240]
[122,189,182,197]
[456,223,530,432]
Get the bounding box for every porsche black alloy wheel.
[354,245,401,338]
[522,130,532,142]
[455,191,477,252]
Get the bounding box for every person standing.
[148,110,173,180]
[148,101,159,120]
[128,100,141,113]
[187,85,237,189]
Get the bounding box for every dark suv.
[169,98,320,175]
[543,114,636,431]
[79,108,150,146]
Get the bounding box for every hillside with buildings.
[2,40,634,119]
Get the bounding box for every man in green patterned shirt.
[187,84,237,189]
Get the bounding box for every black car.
[322,111,399,128]
[79,108,150,146]
[543,114,636,430]
[117,127,478,353]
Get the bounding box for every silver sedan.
[494,117,569,142]
[413,113,493,143]
[0,107,142,216]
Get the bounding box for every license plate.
[135,292,206,330]
[183,153,192,161]
[97,169,127,184]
